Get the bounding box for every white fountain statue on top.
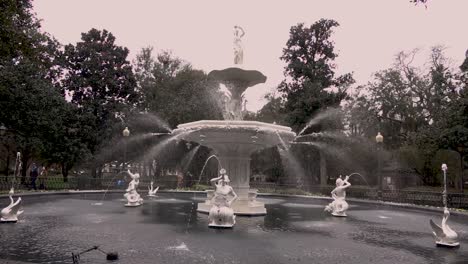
[124,169,143,207]
[148,181,159,197]
[429,164,459,247]
[208,168,238,228]
[233,25,245,65]
[325,175,351,217]
[1,187,23,223]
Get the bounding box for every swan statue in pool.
[148,181,159,197]
[430,207,459,247]
[429,164,459,247]
[1,187,23,223]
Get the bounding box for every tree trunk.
[91,165,97,178]
[319,150,328,186]
[4,145,10,176]
[61,163,69,182]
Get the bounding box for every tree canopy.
[269,19,354,132]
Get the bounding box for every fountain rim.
[3,190,467,217]
[173,120,296,135]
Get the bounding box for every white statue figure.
[148,181,159,197]
[233,25,245,65]
[1,187,23,223]
[208,168,238,228]
[429,164,459,247]
[124,170,143,207]
[325,175,351,217]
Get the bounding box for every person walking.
[39,166,47,190]
[29,163,38,191]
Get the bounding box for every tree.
[346,47,465,188]
[250,92,286,124]
[0,61,68,181]
[278,19,354,132]
[134,48,222,128]
[132,47,223,179]
[347,47,457,148]
[40,105,95,182]
[410,0,428,5]
[61,29,139,174]
[0,0,65,180]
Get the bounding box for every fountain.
[124,170,143,207]
[324,174,351,217]
[429,164,459,247]
[148,181,159,197]
[172,26,296,215]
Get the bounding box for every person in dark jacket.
[29,163,38,191]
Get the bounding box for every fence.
[250,182,468,209]
[1,176,467,209]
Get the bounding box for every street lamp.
[376,132,384,199]
[122,127,130,171]
[0,124,6,136]
[0,125,6,178]
[457,145,465,193]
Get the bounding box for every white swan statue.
[430,207,459,247]
[429,164,460,247]
[148,181,159,197]
[1,188,24,223]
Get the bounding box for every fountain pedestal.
[173,120,296,216]
[173,66,295,216]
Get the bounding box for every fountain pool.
[0,192,467,264]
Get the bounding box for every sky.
[33,0,467,111]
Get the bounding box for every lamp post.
[376,132,384,199]
[457,145,465,193]
[122,127,130,171]
[0,124,9,179]
[0,124,6,136]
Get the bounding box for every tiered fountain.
[172,26,296,215]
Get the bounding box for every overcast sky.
[34,0,467,111]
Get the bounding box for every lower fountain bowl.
[2,192,468,264]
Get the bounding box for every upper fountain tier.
[208,67,266,120]
[173,120,296,155]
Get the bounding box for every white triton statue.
[1,187,23,223]
[208,169,238,228]
[429,164,459,247]
[124,170,143,207]
[325,175,351,217]
[148,181,159,197]
[233,25,245,65]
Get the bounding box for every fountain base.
[124,203,142,207]
[209,223,235,228]
[0,219,18,223]
[197,189,266,216]
[331,212,347,217]
[436,241,460,247]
